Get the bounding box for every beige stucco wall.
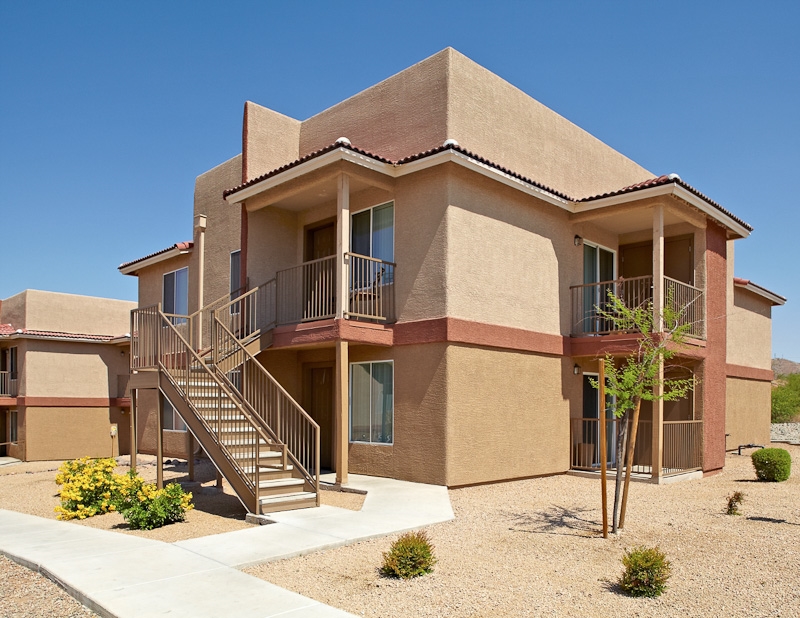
[245,207,300,288]
[727,286,773,370]
[0,290,135,336]
[244,102,301,182]
[445,345,574,486]
[298,48,651,199]
[22,340,129,398]
[725,378,771,449]
[23,406,125,461]
[136,253,192,309]
[191,155,243,311]
[135,389,192,459]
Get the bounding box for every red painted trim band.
[15,397,131,408]
[725,364,774,382]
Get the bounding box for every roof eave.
[118,246,193,276]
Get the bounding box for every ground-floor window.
[350,361,393,444]
[8,410,18,443]
[161,397,187,432]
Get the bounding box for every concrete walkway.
[0,474,454,617]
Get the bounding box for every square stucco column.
[651,204,665,482]
[335,339,349,485]
[336,173,350,320]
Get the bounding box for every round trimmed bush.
[619,546,671,597]
[751,448,791,482]
[380,531,437,579]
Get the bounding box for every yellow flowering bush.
[55,457,121,520]
[55,458,194,530]
[112,472,194,530]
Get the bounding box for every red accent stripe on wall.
[726,364,774,382]
[15,397,131,408]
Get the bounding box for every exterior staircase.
[131,297,319,516]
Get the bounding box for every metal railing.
[131,305,160,370]
[570,416,702,476]
[347,252,395,322]
[0,371,17,397]
[570,417,652,474]
[216,279,276,347]
[664,277,705,339]
[187,287,245,352]
[663,419,703,473]
[570,275,705,339]
[276,255,336,325]
[213,316,319,499]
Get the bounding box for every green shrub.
[726,491,744,515]
[751,448,792,482]
[112,473,193,530]
[619,546,671,597]
[55,457,120,520]
[380,531,437,579]
[772,374,800,423]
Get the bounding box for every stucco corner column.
[335,173,350,320]
[335,339,349,485]
[194,214,207,349]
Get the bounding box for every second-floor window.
[161,398,187,432]
[351,201,394,263]
[163,267,189,316]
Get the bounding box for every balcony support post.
[651,204,665,482]
[335,339,349,485]
[194,214,207,350]
[336,173,350,320]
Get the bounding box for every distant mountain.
[773,358,800,376]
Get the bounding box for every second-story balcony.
[0,371,17,397]
[570,275,705,339]
[215,253,396,346]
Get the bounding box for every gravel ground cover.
[0,555,97,617]
[247,444,800,618]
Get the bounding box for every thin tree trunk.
[619,398,643,529]
[611,412,628,533]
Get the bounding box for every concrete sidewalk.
[0,474,454,617]
[177,474,455,568]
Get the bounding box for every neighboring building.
[0,290,135,461]
[120,48,783,514]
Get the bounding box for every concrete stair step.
[258,477,304,491]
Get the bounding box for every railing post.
[336,173,350,319]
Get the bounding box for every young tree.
[590,292,696,534]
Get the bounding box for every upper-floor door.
[163,267,189,324]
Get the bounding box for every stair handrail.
[214,279,277,347]
[155,308,289,511]
[212,313,320,498]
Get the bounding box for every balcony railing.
[277,255,337,326]
[570,275,705,338]
[570,416,702,477]
[347,252,395,322]
[0,371,17,397]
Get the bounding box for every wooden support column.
[156,391,164,489]
[651,204,665,482]
[335,173,350,320]
[187,432,194,482]
[130,390,138,473]
[335,339,349,485]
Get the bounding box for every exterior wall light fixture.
[574,235,583,246]
[573,364,582,375]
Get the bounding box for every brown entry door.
[308,366,334,471]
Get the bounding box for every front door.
[306,366,334,471]
[304,223,336,320]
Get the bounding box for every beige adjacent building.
[0,290,135,461]
[119,49,783,514]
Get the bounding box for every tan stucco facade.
[725,378,772,449]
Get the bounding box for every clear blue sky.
[1,1,798,360]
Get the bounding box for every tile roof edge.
[118,241,194,271]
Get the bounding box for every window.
[8,410,18,443]
[163,267,189,316]
[351,201,394,263]
[349,361,393,444]
[161,397,187,432]
[230,250,242,314]
[1,347,17,378]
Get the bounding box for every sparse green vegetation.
[380,531,437,579]
[771,374,800,423]
[619,546,672,598]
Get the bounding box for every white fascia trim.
[224,147,393,205]
[396,150,571,209]
[119,247,192,275]
[573,184,751,239]
[734,281,786,306]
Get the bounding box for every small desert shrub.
[619,546,671,597]
[112,472,193,530]
[726,491,744,515]
[751,448,792,482]
[55,457,120,520]
[380,531,437,579]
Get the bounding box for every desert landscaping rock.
[247,444,800,618]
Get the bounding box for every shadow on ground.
[505,505,600,537]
